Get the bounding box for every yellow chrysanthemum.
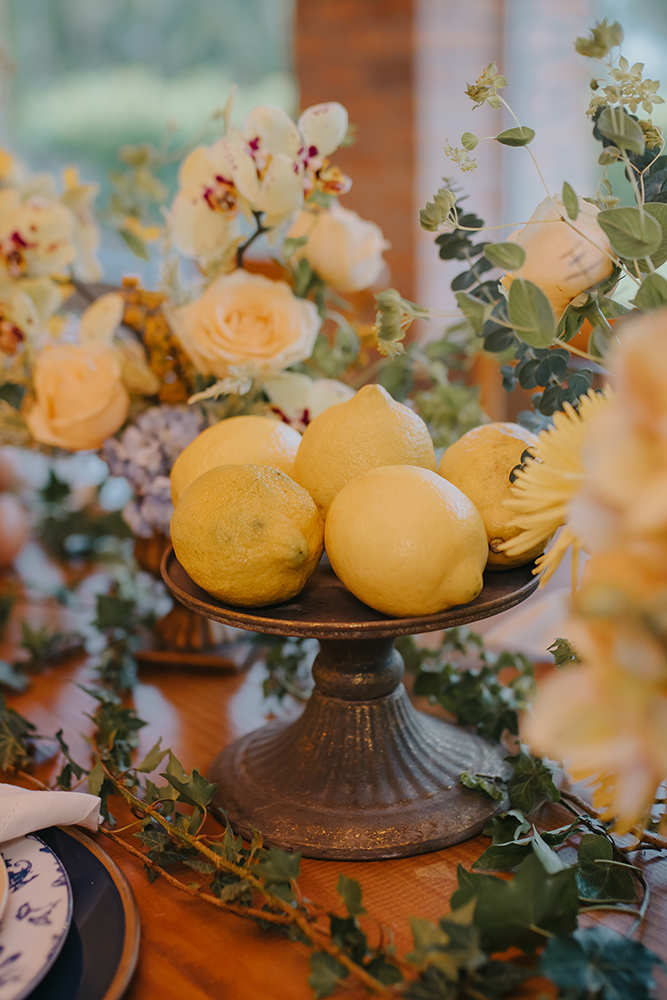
[499,388,613,585]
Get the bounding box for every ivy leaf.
[505,753,561,813]
[472,841,531,870]
[55,729,86,781]
[597,207,662,259]
[633,271,667,311]
[469,960,534,998]
[337,873,366,917]
[87,758,105,797]
[483,242,526,270]
[451,852,579,953]
[496,126,535,147]
[408,900,481,980]
[160,768,218,810]
[254,845,301,884]
[562,182,579,220]
[135,739,169,774]
[94,594,136,631]
[460,771,504,802]
[308,951,348,999]
[531,828,569,874]
[540,926,663,1000]
[548,637,579,666]
[597,106,646,156]
[508,279,556,348]
[365,957,402,986]
[576,834,636,902]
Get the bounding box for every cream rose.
[168,270,321,379]
[287,203,390,293]
[501,195,614,319]
[27,343,130,450]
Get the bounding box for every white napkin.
[0,784,101,844]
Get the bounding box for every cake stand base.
[208,638,508,860]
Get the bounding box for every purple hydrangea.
[103,405,204,537]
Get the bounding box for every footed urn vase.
[162,548,539,860]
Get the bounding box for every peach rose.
[287,203,390,293]
[501,195,614,319]
[26,343,130,450]
[168,270,321,379]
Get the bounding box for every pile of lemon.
[170,385,547,618]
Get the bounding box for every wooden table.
[4,574,667,1000]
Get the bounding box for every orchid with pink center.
[170,102,349,262]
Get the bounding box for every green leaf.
[0,661,28,692]
[282,235,309,257]
[455,291,494,335]
[562,182,579,220]
[531,828,569,874]
[308,951,348,999]
[505,753,561,813]
[451,852,579,954]
[407,901,482,981]
[597,106,646,156]
[254,845,301,884]
[135,739,169,774]
[597,207,662,259]
[469,961,534,998]
[337,873,366,917]
[118,226,150,261]
[94,595,136,631]
[496,126,535,147]
[160,768,218,810]
[633,271,667,310]
[639,203,667,271]
[87,758,105,797]
[508,279,556,347]
[483,242,526,270]
[548,637,579,666]
[461,131,479,151]
[460,771,504,802]
[576,834,636,902]
[365,957,402,986]
[540,926,663,1000]
[472,841,532,870]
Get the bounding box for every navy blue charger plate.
[26,827,139,1000]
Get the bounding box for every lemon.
[171,464,324,607]
[437,422,543,569]
[293,384,436,516]
[325,465,487,617]
[170,415,302,505]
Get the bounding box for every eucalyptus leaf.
[118,226,150,261]
[455,291,494,335]
[638,202,667,271]
[633,271,667,310]
[597,207,661,259]
[461,131,479,151]
[597,106,646,156]
[483,242,526,270]
[496,126,535,147]
[562,182,579,220]
[282,235,308,257]
[508,279,556,347]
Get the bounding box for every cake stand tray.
[162,548,539,860]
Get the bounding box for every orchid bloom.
[170,102,349,261]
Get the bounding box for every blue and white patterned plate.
[0,834,73,1000]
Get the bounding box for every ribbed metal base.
[209,677,508,860]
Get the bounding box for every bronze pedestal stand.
[162,549,539,860]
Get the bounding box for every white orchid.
[0,189,76,290]
[262,371,355,432]
[170,101,349,261]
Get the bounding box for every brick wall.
[295,0,416,299]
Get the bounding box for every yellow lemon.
[170,415,301,504]
[171,465,324,607]
[437,422,544,569]
[293,384,436,516]
[325,465,487,617]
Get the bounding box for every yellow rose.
[168,270,321,379]
[501,195,614,319]
[26,343,130,450]
[287,203,390,293]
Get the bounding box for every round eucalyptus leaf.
[597,106,646,155]
[483,242,526,270]
[508,279,556,348]
[633,271,667,310]
[638,202,667,271]
[461,131,479,151]
[496,126,536,147]
[561,182,579,221]
[597,207,662,259]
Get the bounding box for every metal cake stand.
[162,547,539,860]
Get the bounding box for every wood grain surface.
[3,581,667,999]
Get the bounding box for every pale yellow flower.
[500,388,613,583]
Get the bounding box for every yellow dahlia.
[499,388,613,584]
